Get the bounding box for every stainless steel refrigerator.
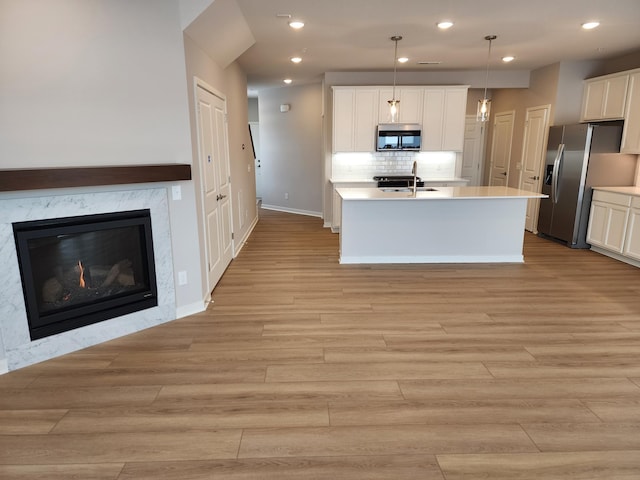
[537,122,637,248]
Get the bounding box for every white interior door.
[461,116,487,186]
[196,85,233,294]
[489,111,515,186]
[249,122,262,200]
[519,105,551,232]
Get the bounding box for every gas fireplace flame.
[78,260,86,288]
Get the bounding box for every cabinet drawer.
[592,190,632,207]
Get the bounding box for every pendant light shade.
[477,35,497,122]
[388,35,402,123]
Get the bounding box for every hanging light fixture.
[388,35,402,123]
[477,35,497,122]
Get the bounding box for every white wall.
[0,0,205,314]
[248,98,259,122]
[258,84,324,216]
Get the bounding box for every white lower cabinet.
[587,190,640,266]
[623,198,640,260]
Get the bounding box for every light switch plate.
[172,185,182,200]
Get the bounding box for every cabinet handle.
[529,175,540,180]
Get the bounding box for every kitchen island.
[336,186,546,264]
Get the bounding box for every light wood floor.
[2,208,640,479]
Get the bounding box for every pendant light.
[388,35,402,123]
[477,35,497,122]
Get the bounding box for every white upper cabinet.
[332,87,379,152]
[333,85,468,153]
[332,88,356,152]
[621,71,640,154]
[421,87,468,151]
[580,73,629,122]
[378,88,424,124]
[353,89,379,152]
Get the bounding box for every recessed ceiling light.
[502,56,515,63]
[290,57,302,63]
[437,21,454,29]
[398,57,409,63]
[582,21,600,30]
[289,20,305,29]
[283,78,293,84]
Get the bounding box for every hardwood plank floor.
[1,207,640,479]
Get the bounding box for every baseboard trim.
[234,214,259,256]
[261,204,322,218]
[590,246,640,268]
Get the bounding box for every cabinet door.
[581,79,607,121]
[605,205,630,253]
[333,88,355,152]
[623,208,640,260]
[581,75,628,121]
[587,201,609,247]
[441,88,468,151]
[602,75,629,119]
[621,72,640,154]
[587,201,630,252]
[421,89,445,151]
[378,88,423,124]
[353,89,378,151]
[398,88,423,123]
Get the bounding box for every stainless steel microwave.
[376,123,422,151]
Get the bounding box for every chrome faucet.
[411,160,418,196]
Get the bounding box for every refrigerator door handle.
[552,143,564,204]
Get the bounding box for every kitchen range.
[374,175,424,188]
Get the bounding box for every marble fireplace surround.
[0,165,190,373]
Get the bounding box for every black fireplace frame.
[13,209,158,340]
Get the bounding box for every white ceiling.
[230,0,640,93]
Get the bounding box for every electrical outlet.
[285,192,289,200]
[178,271,188,286]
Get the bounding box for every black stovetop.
[374,175,423,187]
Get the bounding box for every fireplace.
[13,209,158,340]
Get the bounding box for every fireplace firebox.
[13,209,158,340]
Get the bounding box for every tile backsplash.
[332,151,460,180]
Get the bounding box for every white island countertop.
[337,185,546,201]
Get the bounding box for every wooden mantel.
[0,164,191,192]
